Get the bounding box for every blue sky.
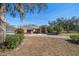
[6,3,79,26]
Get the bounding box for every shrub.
[15,28,24,34]
[47,26,54,33]
[70,35,79,44]
[17,34,24,44]
[5,34,24,49]
[53,26,63,34]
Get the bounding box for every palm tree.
[0,3,47,42]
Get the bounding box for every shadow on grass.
[66,39,79,45]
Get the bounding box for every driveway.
[25,34,70,39]
[0,34,79,56]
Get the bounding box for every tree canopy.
[48,16,79,32]
[0,3,47,20]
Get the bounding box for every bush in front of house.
[15,28,24,34]
[70,35,79,44]
[53,26,63,34]
[17,34,24,44]
[15,28,24,44]
[47,26,54,33]
[5,34,24,49]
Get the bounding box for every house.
[23,24,48,34]
[23,24,40,34]
[6,24,16,35]
[39,25,48,34]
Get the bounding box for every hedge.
[5,34,24,49]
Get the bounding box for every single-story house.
[23,25,40,34]
[23,25,48,34]
[6,24,48,35]
[6,24,16,35]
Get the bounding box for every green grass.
[59,32,79,36]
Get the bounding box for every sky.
[6,3,79,26]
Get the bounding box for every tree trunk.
[0,5,6,44]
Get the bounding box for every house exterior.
[23,25,48,34]
[39,25,48,34]
[6,24,16,35]
[23,25,40,34]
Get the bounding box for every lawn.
[59,32,79,36]
[0,36,79,56]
